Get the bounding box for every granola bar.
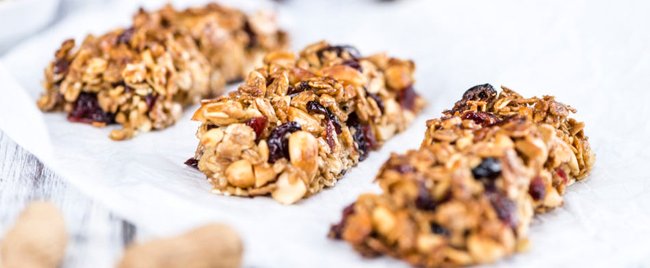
[329,84,594,266]
[188,41,425,204]
[37,3,288,140]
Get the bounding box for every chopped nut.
[225,160,255,188]
[288,131,319,178]
[271,172,307,205]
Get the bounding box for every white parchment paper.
[1,0,650,267]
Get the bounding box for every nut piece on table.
[1,201,68,268]
[118,223,243,268]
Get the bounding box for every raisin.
[53,59,69,75]
[287,81,311,96]
[430,223,450,236]
[184,158,199,169]
[489,193,518,228]
[316,45,361,60]
[347,113,375,161]
[366,91,384,113]
[342,59,363,72]
[472,157,501,181]
[462,111,499,127]
[398,86,418,111]
[415,182,436,211]
[245,116,268,140]
[145,94,157,111]
[328,203,356,240]
[450,83,497,113]
[267,121,301,163]
[306,100,341,133]
[68,92,115,124]
[529,176,546,201]
[117,27,135,45]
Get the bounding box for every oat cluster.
[329,84,594,267]
[188,41,425,204]
[37,3,288,140]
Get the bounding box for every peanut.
[118,223,243,268]
[1,201,67,268]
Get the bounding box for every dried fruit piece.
[267,121,301,163]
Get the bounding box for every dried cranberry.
[325,120,337,150]
[366,91,384,113]
[184,158,199,169]
[245,116,268,140]
[267,121,301,163]
[462,111,499,127]
[328,203,356,239]
[145,94,157,111]
[53,59,69,75]
[342,59,363,72]
[489,193,517,228]
[430,223,450,236]
[306,101,341,134]
[415,182,436,211]
[556,168,568,184]
[398,86,418,111]
[472,157,501,181]
[529,176,546,201]
[392,162,414,174]
[316,45,361,60]
[347,113,375,161]
[68,92,115,124]
[117,27,135,45]
[287,81,311,96]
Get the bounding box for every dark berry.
[415,182,436,211]
[117,27,135,45]
[316,45,361,60]
[398,86,418,111]
[306,101,341,133]
[53,59,69,75]
[245,116,268,140]
[347,113,375,161]
[342,59,363,72]
[267,121,301,163]
[529,176,546,201]
[184,158,199,169]
[489,193,517,228]
[145,94,157,111]
[430,223,450,236]
[462,111,499,127]
[392,162,414,174]
[68,92,115,124]
[287,81,311,96]
[450,83,498,114]
[328,203,356,240]
[472,157,501,180]
[366,91,384,113]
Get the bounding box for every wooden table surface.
[0,131,135,267]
